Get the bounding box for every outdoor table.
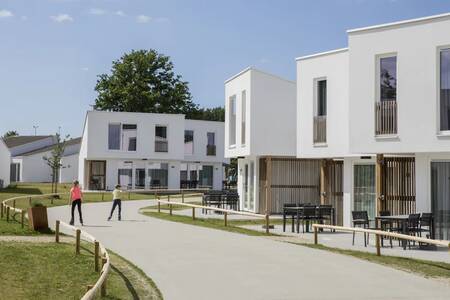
[283,206,335,234]
[375,215,409,250]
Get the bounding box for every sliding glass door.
[431,162,450,240]
[242,161,255,212]
[353,164,376,221]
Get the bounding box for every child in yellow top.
[108,185,122,221]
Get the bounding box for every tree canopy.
[93,49,224,121]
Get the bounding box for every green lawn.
[0,241,163,300]
[0,215,44,235]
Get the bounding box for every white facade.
[0,139,10,188]
[79,111,228,191]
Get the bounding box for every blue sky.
[0,0,449,137]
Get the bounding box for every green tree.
[3,130,19,138]
[94,49,198,115]
[187,106,225,122]
[43,133,69,195]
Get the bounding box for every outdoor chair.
[318,205,333,231]
[283,203,298,233]
[379,210,393,248]
[351,211,374,247]
[224,192,239,211]
[299,205,318,233]
[406,213,421,249]
[419,213,433,239]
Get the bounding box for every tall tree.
[43,133,69,195]
[94,49,198,115]
[3,130,19,138]
[187,106,225,122]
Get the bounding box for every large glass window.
[440,49,450,131]
[229,95,236,146]
[118,169,132,189]
[380,56,397,102]
[148,163,168,188]
[108,124,121,150]
[199,165,213,187]
[155,126,168,152]
[241,90,246,145]
[207,132,216,156]
[184,130,194,155]
[135,168,146,189]
[431,162,450,240]
[317,80,327,116]
[353,164,376,222]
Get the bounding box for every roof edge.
[295,48,349,61]
[224,67,295,84]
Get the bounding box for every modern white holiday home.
[295,13,450,238]
[0,138,11,188]
[78,110,227,191]
[225,67,321,214]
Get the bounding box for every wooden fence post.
[314,226,318,245]
[102,192,104,201]
[55,220,60,243]
[224,212,228,227]
[157,201,161,213]
[13,200,16,210]
[21,210,24,228]
[0,202,3,218]
[376,234,381,256]
[168,194,172,216]
[265,214,270,234]
[29,197,32,206]
[6,207,9,222]
[101,256,107,296]
[86,285,93,292]
[182,190,185,203]
[94,241,99,272]
[192,207,195,220]
[75,229,81,255]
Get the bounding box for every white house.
[0,138,11,188]
[78,110,228,191]
[225,67,321,214]
[295,13,450,239]
[4,135,81,183]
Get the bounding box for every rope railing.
[312,224,450,256]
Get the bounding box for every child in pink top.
[69,180,83,226]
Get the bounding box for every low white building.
[225,67,321,214]
[0,138,11,188]
[78,110,228,191]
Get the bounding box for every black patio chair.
[419,213,433,239]
[378,210,394,248]
[351,211,374,247]
[283,203,298,233]
[407,213,421,249]
[224,192,239,211]
[317,205,333,231]
[299,205,318,233]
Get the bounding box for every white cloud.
[89,8,106,15]
[0,9,14,18]
[115,10,126,17]
[50,14,74,23]
[136,15,151,23]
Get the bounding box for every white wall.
[225,68,297,159]
[60,154,79,183]
[0,139,10,188]
[184,119,228,164]
[297,49,350,158]
[349,16,450,154]
[20,151,53,182]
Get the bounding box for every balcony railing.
[155,140,168,152]
[206,144,216,156]
[375,100,397,135]
[313,116,327,144]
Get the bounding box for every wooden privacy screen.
[259,158,320,214]
[381,157,416,215]
[325,161,343,226]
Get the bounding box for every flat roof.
[224,67,295,84]
[295,48,348,61]
[347,12,450,34]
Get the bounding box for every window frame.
[155,124,169,153]
[437,45,450,135]
[375,53,398,103]
[228,95,237,148]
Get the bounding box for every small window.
[229,95,236,146]
[108,124,121,150]
[207,132,216,156]
[241,90,246,145]
[122,124,137,151]
[184,130,194,155]
[440,48,450,131]
[317,80,327,116]
[379,56,397,102]
[155,126,168,152]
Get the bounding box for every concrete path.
[48,200,450,300]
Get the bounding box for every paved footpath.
[48,200,450,300]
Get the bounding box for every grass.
[0,215,45,236]
[0,241,163,300]
[297,243,450,280]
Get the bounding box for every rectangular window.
[379,56,397,102]
[199,165,213,187]
[207,132,216,156]
[148,163,169,188]
[317,80,327,116]
[241,90,246,145]
[155,126,168,152]
[122,124,137,151]
[108,124,121,150]
[118,169,132,189]
[229,95,236,146]
[184,130,194,155]
[440,48,450,131]
[135,168,146,189]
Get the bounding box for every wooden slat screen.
[326,161,343,226]
[381,157,416,215]
[259,158,320,214]
[313,116,327,144]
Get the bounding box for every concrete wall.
[297,49,350,158]
[349,15,450,154]
[0,139,10,188]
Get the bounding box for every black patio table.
[375,215,410,250]
[283,206,335,234]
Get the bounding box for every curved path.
[48,200,450,300]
